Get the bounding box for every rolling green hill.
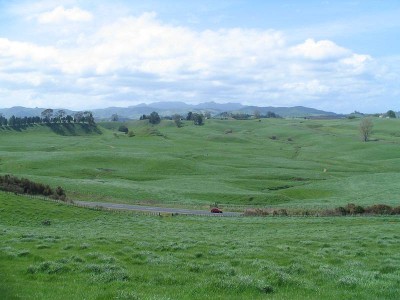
[0,117,399,209]
[2,117,400,299]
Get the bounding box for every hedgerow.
[0,174,67,200]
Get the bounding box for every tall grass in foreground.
[1,193,400,299]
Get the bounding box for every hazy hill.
[242,106,338,117]
[0,102,339,119]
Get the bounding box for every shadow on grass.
[46,123,102,136]
[1,124,35,132]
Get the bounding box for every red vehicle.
[211,208,223,213]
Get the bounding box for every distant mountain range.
[0,102,341,120]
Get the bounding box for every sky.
[0,0,399,113]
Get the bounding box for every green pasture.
[1,193,400,299]
[0,118,400,208]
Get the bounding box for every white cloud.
[0,38,57,62]
[290,38,350,60]
[0,12,398,112]
[339,54,372,75]
[37,6,93,24]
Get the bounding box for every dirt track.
[75,201,242,217]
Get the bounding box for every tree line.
[0,109,95,127]
[137,111,205,126]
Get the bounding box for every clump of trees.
[0,175,67,201]
[111,114,119,121]
[386,110,397,118]
[186,112,204,125]
[231,113,252,120]
[0,109,95,128]
[140,111,161,124]
[216,111,281,120]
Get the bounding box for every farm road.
[74,201,242,217]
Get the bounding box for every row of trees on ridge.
[0,109,95,127]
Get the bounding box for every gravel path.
[75,201,242,217]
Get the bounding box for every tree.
[111,114,119,122]
[172,114,183,128]
[149,111,161,125]
[74,112,83,123]
[56,110,66,123]
[118,125,128,133]
[266,111,278,118]
[8,115,16,127]
[83,111,95,125]
[360,118,373,142]
[0,114,7,126]
[254,110,261,119]
[186,111,193,121]
[386,110,396,118]
[65,115,73,123]
[192,113,204,126]
[41,109,53,123]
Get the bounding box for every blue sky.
[0,0,399,113]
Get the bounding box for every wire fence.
[3,190,398,218]
[2,191,242,217]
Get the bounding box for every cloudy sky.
[0,0,399,113]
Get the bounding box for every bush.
[0,174,67,200]
[244,203,400,217]
[392,206,400,215]
[365,204,393,215]
[118,125,128,134]
[345,203,365,215]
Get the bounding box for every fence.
[1,191,242,217]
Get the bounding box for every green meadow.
[1,118,400,299]
[1,193,400,299]
[1,118,400,209]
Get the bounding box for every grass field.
[1,193,400,299]
[1,118,400,299]
[0,118,400,209]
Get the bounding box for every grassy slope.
[1,193,400,299]
[0,118,400,208]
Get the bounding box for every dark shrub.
[278,209,288,216]
[365,204,393,215]
[272,209,288,216]
[0,175,67,201]
[118,125,128,134]
[345,203,365,215]
[335,206,347,216]
[392,206,400,215]
[354,205,365,214]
